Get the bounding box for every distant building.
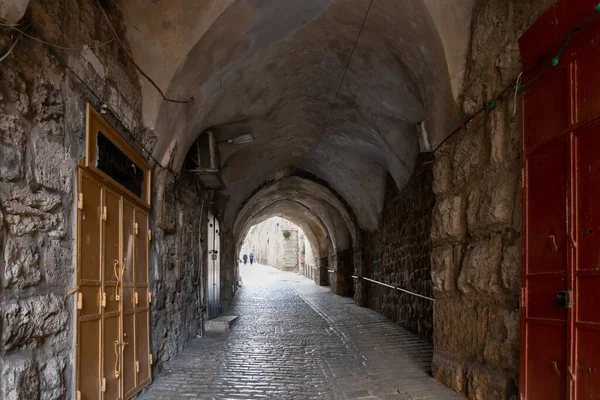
[242,217,314,272]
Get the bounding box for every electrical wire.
[431,4,600,155]
[45,43,102,102]
[0,31,22,62]
[513,71,523,115]
[0,19,24,27]
[305,0,374,166]
[31,27,180,176]
[95,0,193,105]
[5,24,114,50]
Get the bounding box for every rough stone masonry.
[0,1,211,398]
[0,1,563,400]
[430,1,554,399]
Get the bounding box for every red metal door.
[573,121,600,399]
[522,136,570,400]
[520,35,573,400]
[520,1,600,398]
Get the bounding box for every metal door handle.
[551,361,560,376]
[113,260,121,301]
[548,235,558,252]
[114,340,120,378]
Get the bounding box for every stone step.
[204,315,238,332]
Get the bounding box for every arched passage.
[1,0,559,398]
[119,0,464,306]
[237,210,324,281]
[118,0,472,392]
[119,0,463,234]
[232,173,357,294]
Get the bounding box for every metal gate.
[77,170,152,400]
[207,212,221,319]
[520,2,600,398]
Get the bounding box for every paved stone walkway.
[139,264,461,400]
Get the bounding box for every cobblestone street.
[139,264,461,400]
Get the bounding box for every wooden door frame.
[85,104,151,208]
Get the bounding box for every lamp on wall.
[223,133,255,145]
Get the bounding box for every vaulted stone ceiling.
[119,0,474,236]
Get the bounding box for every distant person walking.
[243,254,248,265]
[249,252,254,265]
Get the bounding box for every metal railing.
[351,275,434,302]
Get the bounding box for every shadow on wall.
[363,155,435,341]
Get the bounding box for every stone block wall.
[362,156,435,340]
[268,218,299,271]
[0,2,142,398]
[151,171,206,371]
[275,228,299,271]
[0,1,208,396]
[244,217,301,271]
[219,227,238,308]
[430,0,554,398]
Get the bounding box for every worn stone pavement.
[138,264,462,400]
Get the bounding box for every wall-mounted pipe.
[354,276,434,302]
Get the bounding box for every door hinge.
[520,287,526,309]
[77,292,83,310]
[134,292,139,305]
[77,193,84,210]
[101,378,106,392]
[102,292,107,308]
[148,291,152,303]
[102,206,107,221]
[521,167,526,189]
[76,390,81,400]
[148,229,152,241]
[136,360,140,373]
[134,222,139,235]
[149,354,153,365]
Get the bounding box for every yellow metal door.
[77,171,152,400]
[102,188,122,399]
[77,170,103,400]
[121,201,137,398]
[79,105,153,399]
[133,209,152,394]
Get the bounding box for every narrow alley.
[139,264,459,400]
[2,0,600,399]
